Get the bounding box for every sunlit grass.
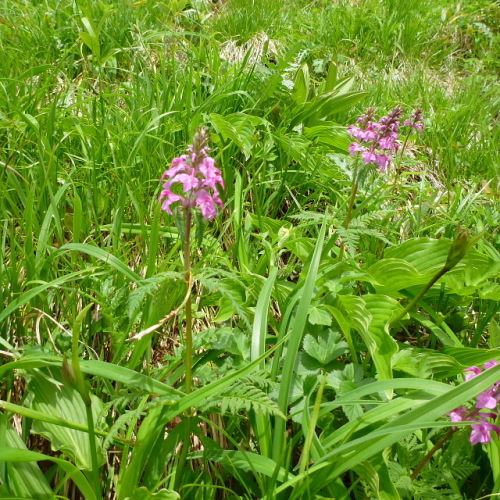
[0,0,499,498]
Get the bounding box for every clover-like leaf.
[302,330,348,369]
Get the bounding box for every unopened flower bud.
[444,226,470,271]
[62,355,77,387]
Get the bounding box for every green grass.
[0,0,499,498]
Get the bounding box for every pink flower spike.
[448,406,467,424]
[476,389,499,410]
[464,366,482,381]
[361,150,378,164]
[484,360,499,370]
[470,421,500,445]
[374,155,391,172]
[195,190,218,220]
[349,143,366,155]
[159,128,224,220]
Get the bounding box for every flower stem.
[174,209,194,491]
[338,178,358,261]
[70,304,101,498]
[411,403,488,480]
[390,265,447,326]
[183,209,193,394]
[411,428,456,480]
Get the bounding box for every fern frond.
[203,377,285,419]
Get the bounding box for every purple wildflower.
[470,417,500,445]
[448,360,500,445]
[160,129,224,220]
[348,107,425,172]
[464,366,482,381]
[448,406,468,425]
[348,107,403,172]
[404,109,424,131]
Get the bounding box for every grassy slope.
[0,0,499,496]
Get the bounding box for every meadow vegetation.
[0,0,499,498]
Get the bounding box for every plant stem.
[411,428,456,480]
[338,179,358,261]
[175,209,194,491]
[299,373,327,475]
[85,401,101,497]
[183,209,193,394]
[71,304,101,498]
[390,265,447,326]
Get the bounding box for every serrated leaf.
[392,349,433,378]
[308,305,332,326]
[303,331,348,366]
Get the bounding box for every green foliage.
[0,0,499,498]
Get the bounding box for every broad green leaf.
[442,346,500,368]
[392,347,462,378]
[0,448,96,500]
[3,425,53,500]
[289,91,367,128]
[338,295,401,382]
[292,63,309,105]
[323,60,338,93]
[303,123,350,151]
[29,372,105,470]
[0,400,110,440]
[490,319,500,349]
[384,237,491,276]
[364,258,435,296]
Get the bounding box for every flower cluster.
[160,129,224,220]
[448,360,500,445]
[404,109,424,131]
[348,107,423,172]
